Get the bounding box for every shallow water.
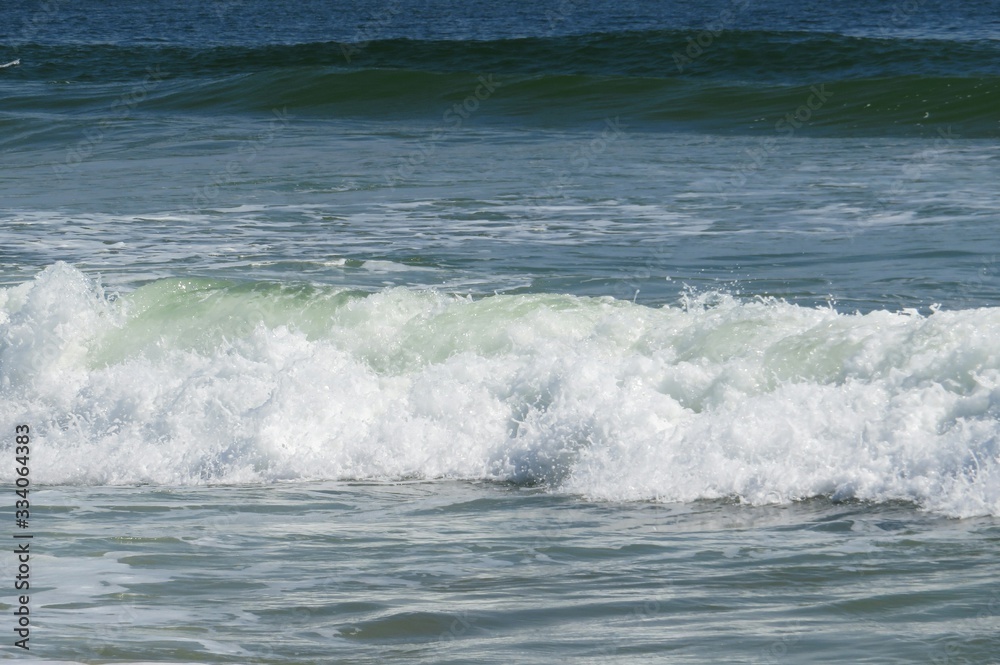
[22,483,999,663]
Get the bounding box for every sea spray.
[2,264,998,517]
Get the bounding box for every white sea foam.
[2,263,999,517]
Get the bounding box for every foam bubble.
[2,264,998,517]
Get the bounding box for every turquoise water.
[2,0,1000,661]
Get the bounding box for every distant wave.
[3,263,999,517]
[3,30,999,136]
[9,30,1000,79]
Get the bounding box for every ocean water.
[2,0,1000,662]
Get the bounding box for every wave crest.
[2,264,999,517]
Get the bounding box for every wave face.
[3,264,999,517]
[4,31,999,136]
